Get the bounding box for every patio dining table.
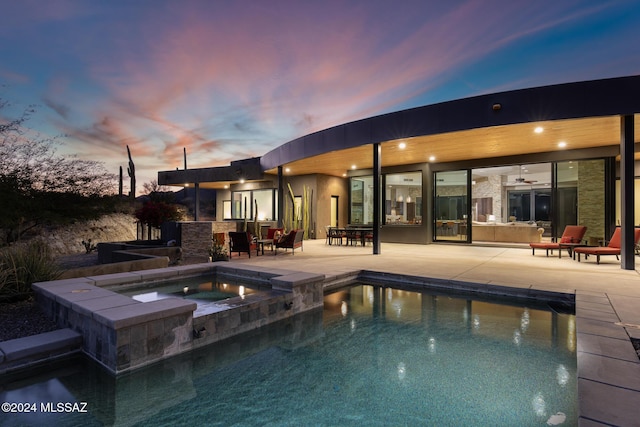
[328,227,373,246]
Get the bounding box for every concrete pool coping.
[2,240,639,425]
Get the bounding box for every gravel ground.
[0,298,59,341]
[0,253,97,342]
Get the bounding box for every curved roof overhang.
[261,75,640,177]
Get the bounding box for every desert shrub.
[135,201,183,228]
[0,241,61,301]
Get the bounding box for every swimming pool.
[0,284,576,426]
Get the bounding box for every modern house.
[158,75,640,269]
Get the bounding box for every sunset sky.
[1,0,639,189]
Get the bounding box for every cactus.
[119,166,123,196]
[282,183,312,238]
[127,145,136,200]
[302,186,310,239]
[283,183,295,232]
[254,199,262,239]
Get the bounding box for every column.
[620,115,635,270]
[373,143,381,254]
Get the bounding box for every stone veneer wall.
[578,160,605,244]
[179,221,214,262]
[34,277,195,374]
[33,264,325,375]
[472,175,504,222]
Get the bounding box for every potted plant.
[209,239,229,261]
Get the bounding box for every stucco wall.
[316,175,349,239]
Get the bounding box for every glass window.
[253,189,275,221]
[349,172,422,226]
[223,200,232,219]
[231,191,251,219]
[350,176,373,224]
[231,189,278,220]
[385,171,422,225]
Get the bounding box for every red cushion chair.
[275,229,304,254]
[574,227,640,264]
[529,225,587,257]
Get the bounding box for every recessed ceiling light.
[342,173,347,177]
[240,179,245,184]
[428,156,436,162]
[534,126,544,134]
[399,142,406,149]
[558,141,567,148]
[285,167,291,173]
[351,164,356,170]
[224,185,228,189]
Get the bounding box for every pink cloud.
[10,0,629,188]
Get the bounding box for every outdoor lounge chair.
[574,227,640,264]
[229,231,252,258]
[529,225,587,257]
[266,227,284,243]
[275,229,304,254]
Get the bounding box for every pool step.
[0,328,82,374]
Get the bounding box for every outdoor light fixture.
[429,156,436,161]
[285,167,291,173]
[399,142,406,149]
[351,164,356,170]
[240,179,245,184]
[558,141,567,148]
[534,126,544,134]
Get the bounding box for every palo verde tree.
[0,99,119,244]
[142,179,175,203]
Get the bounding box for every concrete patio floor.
[230,239,640,426]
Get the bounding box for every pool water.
[0,284,577,426]
[112,276,266,316]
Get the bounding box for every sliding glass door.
[434,170,469,242]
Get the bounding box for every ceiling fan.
[510,166,538,185]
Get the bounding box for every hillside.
[33,213,138,256]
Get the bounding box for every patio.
[229,239,640,426]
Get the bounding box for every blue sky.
[1,0,639,188]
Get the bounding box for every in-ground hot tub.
[33,264,324,374]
